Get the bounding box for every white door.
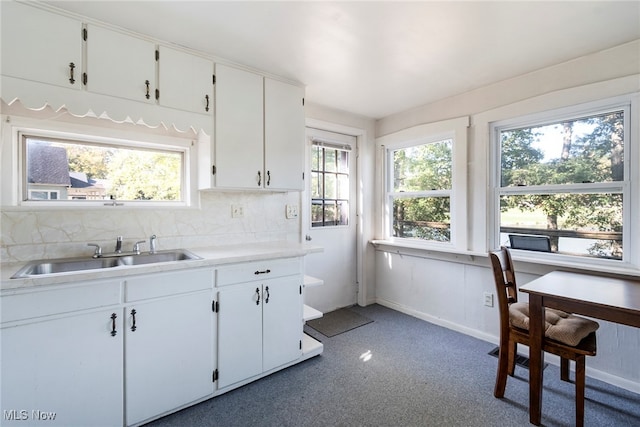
[125,290,214,426]
[262,276,303,371]
[303,128,358,313]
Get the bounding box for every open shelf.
[303,275,323,287]
[302,333,323,358]
[303,304,322,322]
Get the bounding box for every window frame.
[378,116,469,251]
[490,94,637,269]
[2,116,197,208]
[310,142,351,228]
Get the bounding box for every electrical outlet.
[285,204,298,219]
[483,292,494,307]
[231,205,244,218]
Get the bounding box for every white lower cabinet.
[1,308,124,426]
[217,259,303,389]
[124,289,214,426]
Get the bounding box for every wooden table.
[520,270,640,425]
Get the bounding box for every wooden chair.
[489,247,598,427]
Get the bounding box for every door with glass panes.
[303,128,357,313]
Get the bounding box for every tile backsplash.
[1,191,301,263]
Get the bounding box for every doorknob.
[305,235,312,241]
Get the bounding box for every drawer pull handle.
[110,313,117,337]
[265,286,270,303]
[205,94,210,112]
[145,80,150,99]
[266,170,271,186]
[131,309,137,332]
[254,269,271,275]
[69,62,76,84]
[257,171,262,186]
[255,287,261,305]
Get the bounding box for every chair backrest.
[489,247,518,331]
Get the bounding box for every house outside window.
[492,97,633,263]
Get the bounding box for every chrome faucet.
[115,236,123,253]
[149,234,157,254]
[87,243,102,258]
[133,240,146,255]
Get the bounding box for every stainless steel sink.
[11,257,121,278]
[117,250,201,266]
[11,250,201,278]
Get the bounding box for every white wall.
[373,40,640,393]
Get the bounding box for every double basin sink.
[11,250,201,279]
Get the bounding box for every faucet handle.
[87,243,102,258]
[133,240,146,254]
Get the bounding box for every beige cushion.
[509,302,599,346]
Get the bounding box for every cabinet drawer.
[1,280,121,323]
[125,268,213,302]
[216,257,302,287]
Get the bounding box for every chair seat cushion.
[509,302,599,346]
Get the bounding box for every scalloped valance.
[1,76,212,135]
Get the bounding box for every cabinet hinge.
[212,300,219,313]
[155,49,159,61]
[299,285,302,295]
[82,73,87,85]
[212,74,216,85]
[299,340,302,350]
[212,165,216,175]
[155,88,160,100]
[302,172,305,181]
[82,28,87,41]
[302,98,305,106]
[212,369,219,382]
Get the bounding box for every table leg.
[529,294,544,425]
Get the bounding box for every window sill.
[370,239,640,279]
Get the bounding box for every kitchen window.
[11,123,194,207]
[379,116,469,249]
[492,95,636,264]
[311,142,350,227]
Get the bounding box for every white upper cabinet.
[203,64,305,191]
[1,1,82,90]
[213,63,264,189]
[158,46,213,115]
[85,24,156,103]
[264,78,305,191]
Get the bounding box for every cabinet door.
[85,24,156,103]
[217,282,263,388]
[158,46,213,114]
[263,276,303,371]
[1,1,82,90]
[125,290,214,426]
[1,310,123,426]
[214,64,264,189]
[264,79,306,191]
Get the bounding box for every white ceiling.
[43,1,640,120]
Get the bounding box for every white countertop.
[1,241,323,291]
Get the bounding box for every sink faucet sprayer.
[115,236,123,254]
[149,235,157,254]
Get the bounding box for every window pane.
[324,173,337,199]
[337,150,349,173]
[392,197,450,242]
[500,193,622,259]
[393,139,452,192]
[311,145,322,171]
[311,172,322,198]
[500,111,624,187]
[324,149,336,172]
[337,174,349,199]
[25,137,183,202]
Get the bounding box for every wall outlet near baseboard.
[483,292,494,307]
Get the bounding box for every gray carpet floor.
[146,304,639,427]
